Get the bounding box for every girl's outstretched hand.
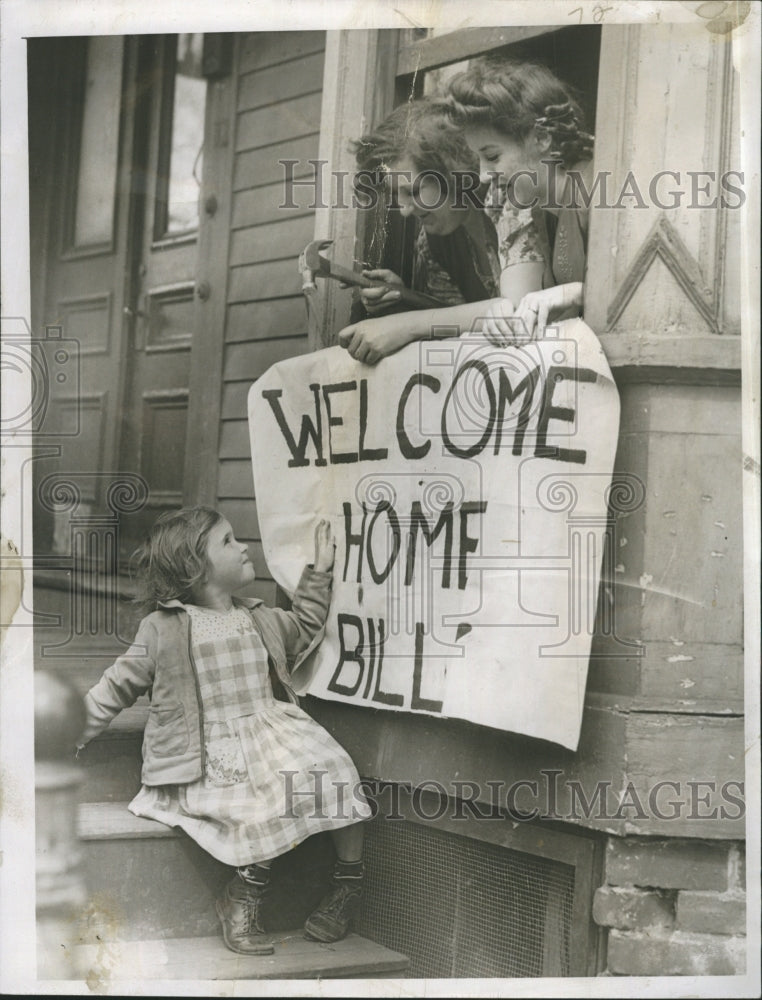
[313,519,336,573]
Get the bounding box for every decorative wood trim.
[599,333,741,382]
[582,24,631,336]
[606,214,720,334]
[619,26,641,193]
[700,33,722,289]
[141,388,189,403]
[587,26,739,340]
[713,38,735,330]
[183,36,239,506]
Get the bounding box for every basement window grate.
[356,816,576,978]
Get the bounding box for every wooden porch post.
[35,671,87,979]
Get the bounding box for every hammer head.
[298,238,333,292]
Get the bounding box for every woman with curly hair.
[447,58,596,345]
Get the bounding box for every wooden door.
[118,34,209,554]
[31,34,211,563]
[31,35,135,556]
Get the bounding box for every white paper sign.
[249,319,619,749]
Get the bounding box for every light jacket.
[80,566,332,786]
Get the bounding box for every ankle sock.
[237,863,271,886]
[334,859,364,882]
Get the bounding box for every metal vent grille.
[356,817,575,978]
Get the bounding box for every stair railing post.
[35,670,87,979]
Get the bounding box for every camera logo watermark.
[1,316,148,651]
[1,319,80,437]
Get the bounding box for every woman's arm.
[499,260,545,303]
[337,298,506,365]
[515,282,584,339]
[337,214,550,363]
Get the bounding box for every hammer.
[298,238,445,309]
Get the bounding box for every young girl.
[78,507,372,956]
[446,59,596,346]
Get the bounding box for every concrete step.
[77,802,336,941]
[76,708,147,802]
[73,931,409,981]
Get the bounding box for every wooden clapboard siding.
[228,259,304,303]
[239,30,326,74]
[232,182,317,229]
[218,459,255,497]
[223,336,308,381]
[230,215,316,267]
[227,299,308,343]
[218,498,261,541]
[219,420,251,460]
[234,135,321,191]
[217,32,325,586]
[221,383,252,420]
[237,93,323,153]
[237,51,326,111]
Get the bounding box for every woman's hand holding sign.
[339,310,432,366]
[483,282,585,346]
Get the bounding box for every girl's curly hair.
[351,98,479,190]
[131,506,223,614]
[446,59,594,168]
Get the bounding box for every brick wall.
[593,836,746,975]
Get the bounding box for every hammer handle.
[320,261,445,310]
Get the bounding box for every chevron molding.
[606,215,720,335]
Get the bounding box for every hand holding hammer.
[298,239,444,310]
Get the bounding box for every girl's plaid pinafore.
[129,605,371,866]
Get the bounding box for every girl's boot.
[216,864,274,955]
[304,859,364,943]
